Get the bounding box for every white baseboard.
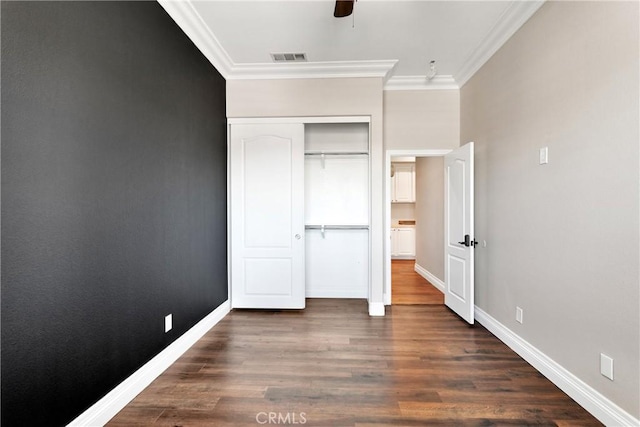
[67,300,231,427]
[414,263,445,293]
[475,307,639,427]
[368,301,385,316]
[306,289,368,299]
[392,255,415,260]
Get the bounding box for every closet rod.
[304,151,368,156]
[305,225,369,230]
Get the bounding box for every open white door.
[444,142,475,324]
[230,123,305,309]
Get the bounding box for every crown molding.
[159,0,397,81]
[158,0,234,78]
[161,0,544,86]
[455,0,545,87]
[228,60,398,81]
[384,75,458,91]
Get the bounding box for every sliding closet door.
[230,124,305,309]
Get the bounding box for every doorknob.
[458,234,478,247]
[295,234,301,240]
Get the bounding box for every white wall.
[384,90,459,150]
[391,203,415,224]
[226,81,460,311]
[415,157,444,281]
[461,1,639,418]
[227,77,386,308]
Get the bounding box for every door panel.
[244,258,292,295]
[243,136,293,248]
[230,123,305,309]
[447,255,466,300]
[447,160,465,246]
[444,142,474,323]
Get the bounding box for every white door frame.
[384,149,452,305]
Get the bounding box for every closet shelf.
[304,151,368,156]
[305,224,369,230]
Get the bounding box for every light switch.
[539,147,549,165]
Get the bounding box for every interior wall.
[414,157,444,281]
[384,90,460,150]
[227,77,385,307]
[1,2,228,425]
[461,1,639,418]
[391,203,416,224]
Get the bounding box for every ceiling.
[160,0,544,90]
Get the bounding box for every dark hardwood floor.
[391,260,444,305]
[109,298,601,426]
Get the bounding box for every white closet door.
[230,124,305,309]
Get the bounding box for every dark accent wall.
[1,2,228,425]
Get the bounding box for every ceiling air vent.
[271,53,307,63]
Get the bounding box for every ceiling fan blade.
[334,0,355,18]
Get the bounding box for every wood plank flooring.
[109,299,601,426]
[391,260,444,305]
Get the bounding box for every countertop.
[392,220,415,228]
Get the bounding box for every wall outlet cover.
[164,314,173,333]
[600,353,614,380]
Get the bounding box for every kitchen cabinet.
[391,227,416,258]
[391,163,415,203]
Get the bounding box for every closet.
[304,123,369,298]
[229,118,370,309]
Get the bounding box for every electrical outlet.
[165,314,173,333]
[516,307,523,324]
[600,353,614,380]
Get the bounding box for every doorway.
[391,260,443,304]
[384,149,451,306]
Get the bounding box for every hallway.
[391,260,444,305]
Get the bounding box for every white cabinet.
[391,163,415,203]
[391,227,416,258]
